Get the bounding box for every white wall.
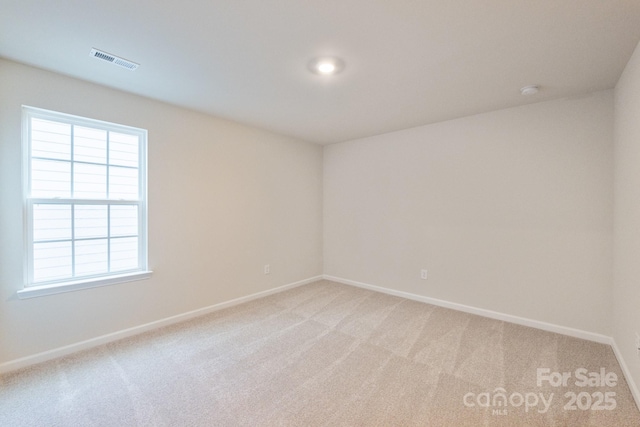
[0,59,323,364]
[324,91,614,335]
[614,41,640,391]
[0,56,622,368]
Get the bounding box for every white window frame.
[18,106,151,299]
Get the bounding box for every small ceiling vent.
[90,48,139,71]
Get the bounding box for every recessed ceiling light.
[308,57,345,76]
[520,85,540,96]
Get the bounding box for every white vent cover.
[90,48,139,71]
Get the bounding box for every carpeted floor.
[1,280,639,426]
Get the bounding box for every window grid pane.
[75,205,108,239]
[74,163,107,199]
[111,205,138,237]
[109,132,139,168]
[74,126,107,164]
[31,118,71,161]
[31,159,71,198]
[75,239,109,276]
[111,237,139,272]
[26,109,146,286]
[109,166,139,200]
[33,204,72,242]
[33,241,73,282]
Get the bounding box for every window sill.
[17,271,153,299]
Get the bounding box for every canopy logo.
[463,388,553,414]
[462,367,619,416]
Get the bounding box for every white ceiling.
[1,1,639,145]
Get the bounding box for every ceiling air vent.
[90,48,139,71]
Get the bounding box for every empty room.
[2,1,640,425]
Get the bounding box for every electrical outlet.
[420,269,428,280]
[635,332,640,357]
[264,264,270,275]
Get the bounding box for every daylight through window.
[23,106,148,290]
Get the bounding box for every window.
[19,106,150,298]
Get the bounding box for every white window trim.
[17,271,152,299]
[21,106,151,298]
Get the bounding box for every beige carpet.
[1,280,639,426]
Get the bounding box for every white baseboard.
[5,272,639,409]
[323,275,612,344]
[0,275,322,374]
[610,338,640,411]
[326,274,640,410]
